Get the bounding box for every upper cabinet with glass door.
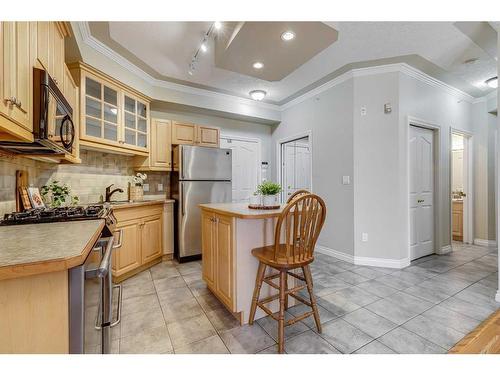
[69,62,150,156]
[83,74,120,146]
[123,93,149,151]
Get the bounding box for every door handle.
[181,183,185,216]
[417,199,425,203]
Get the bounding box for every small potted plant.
[129,173,147,201]
[40,181,79,208]
[257,181,282,207]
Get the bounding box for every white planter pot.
[249,195,261,205]
[262,194,277,207]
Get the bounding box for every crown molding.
[75,22,494,115]
[74,22,280,113]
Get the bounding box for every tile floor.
[95,242,499,354]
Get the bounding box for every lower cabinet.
[201,211,235,310]
[112,204,164,282]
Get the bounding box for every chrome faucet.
[105,184,124,202]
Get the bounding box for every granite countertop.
[199,203,284,219]
[110,198,174,209]
[0,220,104,280]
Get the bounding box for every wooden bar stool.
[286,189,310,203]
[248,193,327,353]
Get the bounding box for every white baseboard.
[473,238,497,248]
[437,245,452,255]
[315,245,410,269]
[496,290,500,303]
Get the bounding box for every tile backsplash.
[0,150,169,216]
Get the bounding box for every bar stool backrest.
[273,193,326,264]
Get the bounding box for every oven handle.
[85,236,114,279]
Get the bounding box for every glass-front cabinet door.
[82,73,120,145]
[123,94,148,150]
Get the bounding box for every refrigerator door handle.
[181,147,185,180]
[181,182,185,216]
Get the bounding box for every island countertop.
[199,203,284,219]
[0,220,104,280]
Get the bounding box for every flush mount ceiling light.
[252,61,264,69]
[485,76,498,89]
[281,30,295,41]
[249,90,267,101]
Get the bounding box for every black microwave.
[0,68,75,155]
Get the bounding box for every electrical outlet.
[362,233,368,242]
[143,183,149,192]
[360,107,367,116]
[342,176,351,185]
[157,183,163,192]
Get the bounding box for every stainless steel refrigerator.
[171,145,232,262]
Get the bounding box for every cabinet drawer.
[113,204,163,222]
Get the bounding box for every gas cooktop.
[1,205,110,225]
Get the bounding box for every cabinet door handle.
[4,96,16,105]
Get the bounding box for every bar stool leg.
[248,262,266,325]
[278,270,287,353]
[284,272,289,310]
[303,265,322,334]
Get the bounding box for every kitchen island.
[0,220,104,353]
[199,203,295,324]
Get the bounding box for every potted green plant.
[257,181,282,207]
[40,181,79,208]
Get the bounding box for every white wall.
[271,80,355,256]
[473,97,497,242]
[353,72,404,261]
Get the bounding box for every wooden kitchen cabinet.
[201,211,235,310]
[112,203,164,282]
[172,121,196,144]
[171,121,220,148]
[134,118,171,171]
[69,62,150,157]
[113,220,142,276]
[202,212,216,289]
[197,125,220,147]
[0,22,34,142]
[141,214,163,263]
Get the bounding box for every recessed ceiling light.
[249,90,267,101]
[281,31,295,41]
[252,62,264,69]
[200,42,208,53]
[485,76,498,88]
[214,21,222,30]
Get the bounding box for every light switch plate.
[157,183,163,191]
[143,183,150,192]
[342,176,351,185]
[362,233,368,242]
[360,107,367,116]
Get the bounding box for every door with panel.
[409,125,435,260]
[112,220,142,276]
[220,137,260,202]
[215,214,234,309]
[141,215,163,264]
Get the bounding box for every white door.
[220,137,260,202]
[281,138,311,201]
[409,126,435,260]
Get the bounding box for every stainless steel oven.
[68,230,123,354]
